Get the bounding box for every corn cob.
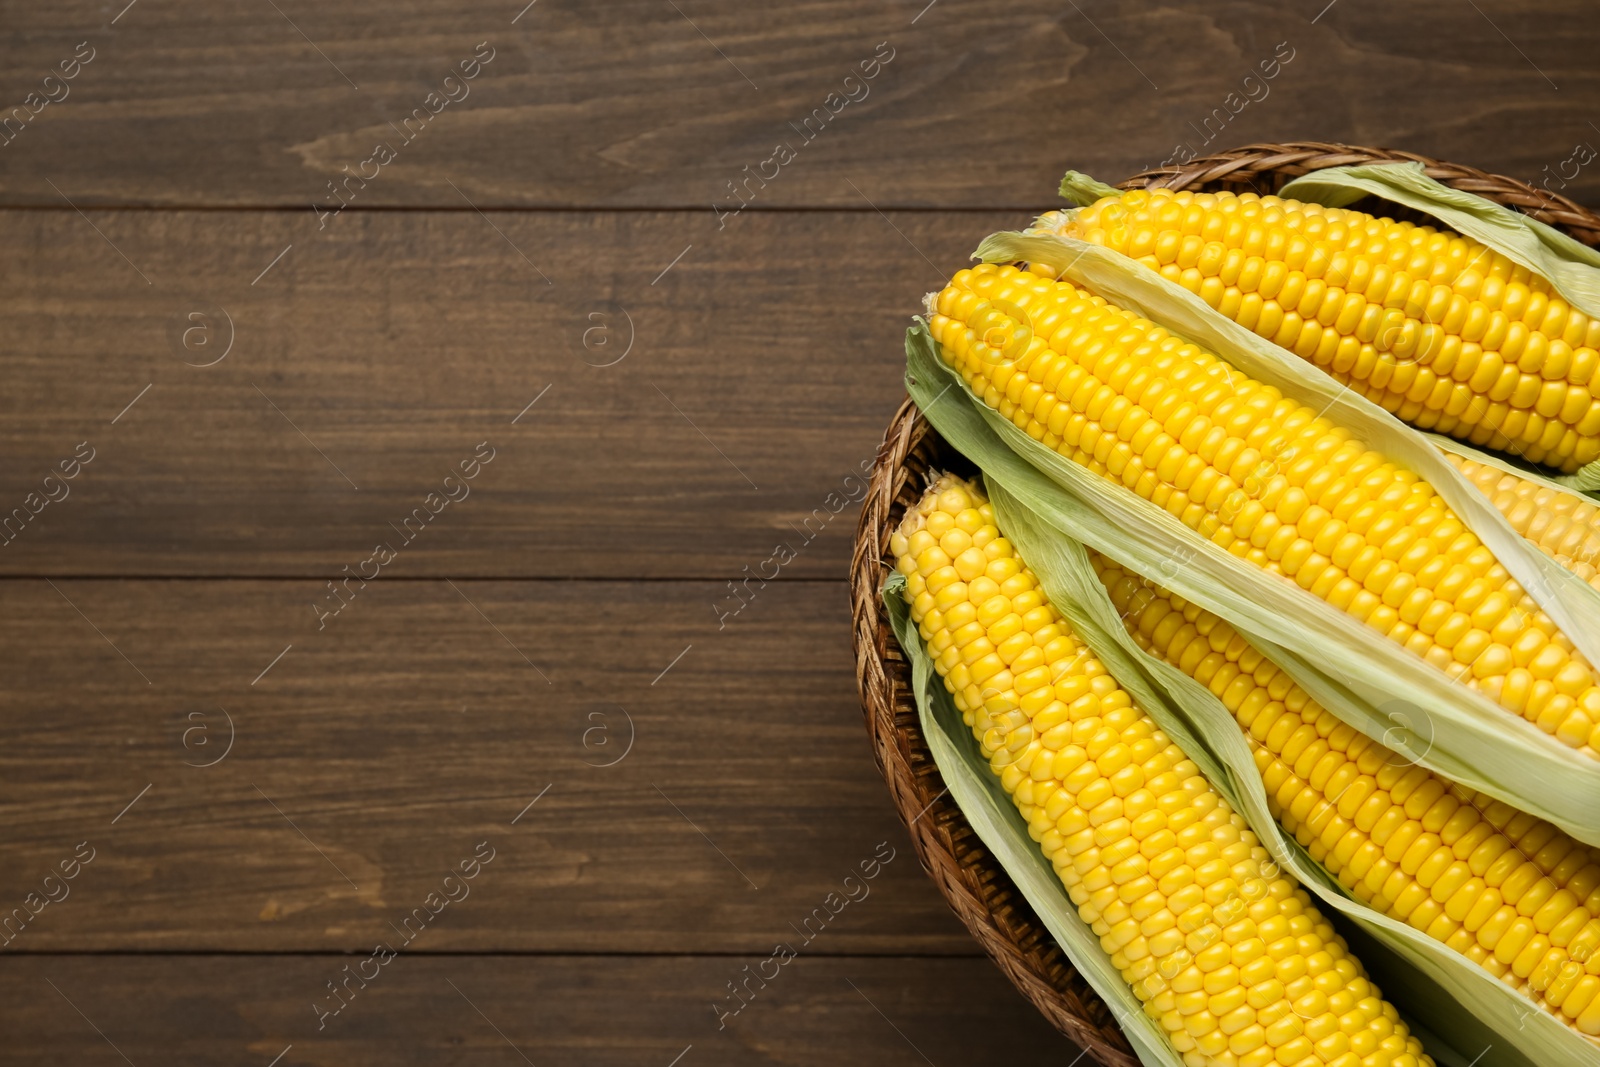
[1096,552,1600,1037]
[893,474,1432,1067]
[929,263,1600,755]
[1034,188,1600,472]
[1441,450,1600,592]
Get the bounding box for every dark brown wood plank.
[0,954,1078,1065]
[0,208,1011,578]
[0,0,1594,208]
[0,577,988,954]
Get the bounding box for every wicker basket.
[848,141,1600,1066]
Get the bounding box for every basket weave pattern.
[849,142,1600,1066]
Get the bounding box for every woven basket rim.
[848,141,1600,1065]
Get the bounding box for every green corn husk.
[1058,170,1124,207]
[1059,163,1600,489]
[883,501,1549,1067]
[911,229,1600,848]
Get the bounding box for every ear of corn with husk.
[937,246,1600,756]
[1094,547,1600,1039]
[902,232,1600,847]
[884,564,1193,1067]
[961,473,1600,1064]
[1037,163,1600,487]
[971,228,1600,679]
[1277,164,1600,332]
[885,475,1440,1067]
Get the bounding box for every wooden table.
[1,2,1594,1063]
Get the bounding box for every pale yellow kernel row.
[1441,451,1600,592]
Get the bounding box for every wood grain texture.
[7,0,1597,1055]
[0,954,1079,1065]
[0,0,1594,208]
[0,208,1012,578]
[0,578,981,954]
